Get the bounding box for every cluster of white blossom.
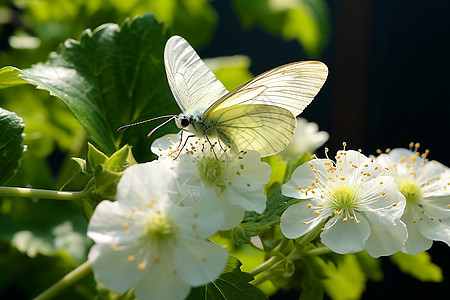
[87,132,271,300]
[87,117,450,299]
[281,143,450,257]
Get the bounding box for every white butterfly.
[120,35,328,157]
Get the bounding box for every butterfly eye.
[180,117,190,127]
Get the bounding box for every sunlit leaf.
[318,254,366,300]
[0,67,28,89]
[391,252,443,282]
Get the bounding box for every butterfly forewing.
[203,61,328,118]
[206,104,296,156]
[164,36,228,114]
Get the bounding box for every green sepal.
[78,143,137,219]
[71,157,88,175]
[232,184,297,245]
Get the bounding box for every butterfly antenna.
[117,115,176,132]
[147,116,176,138]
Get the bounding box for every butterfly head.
[175,114,196,129]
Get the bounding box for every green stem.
[0,186,89,201]
[307,246,331,256]
[296,223,323,248]
[252,269,276,286]
[34,261,92,300]
[249,238,290,277]
[250,255,283,278]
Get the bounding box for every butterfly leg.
[205,135,219,160]
[217,138,227,153]
[174,130,195,160]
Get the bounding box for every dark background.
[201,0,450,299]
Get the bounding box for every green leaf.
[318,254,366,300]
[232,0,330,57]
[390,251,443,282]
[0,67,28,89]
[0,13,178,162]
[0,107,25,184]
[232,184,296,244]
[187,256,267,300]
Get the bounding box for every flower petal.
[174,188,224,239]
[416,213,450,247]
[280,201,326,239]
[362,177,406,227]
[364,220,407,257]
[282,158,330,199]
[401,211,433,254]
[88,243,148,292]
[151,132,185,160]
[173,239,228,286]
[87,200,144,244]
[234,150,270,185]
[320,212,370,254]
[218,197,246,231]
[133,250,191,300]
[335,150,382,182]
[116,161,176,210]
[226,179,266,213]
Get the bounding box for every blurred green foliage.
[232,0,330,57]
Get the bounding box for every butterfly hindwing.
[205,104,296,157]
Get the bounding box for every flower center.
[146,213,176,241]
[198,157,225,186]
[397,178,422,205]
[330,184,358,211]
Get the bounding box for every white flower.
[278,118,329,158]
[281,148,407,257]
[376,146,450,254]
[87,161,228,300]
[152,133,271,230]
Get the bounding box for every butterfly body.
[164,35,328,157]
[175,111,232,149]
